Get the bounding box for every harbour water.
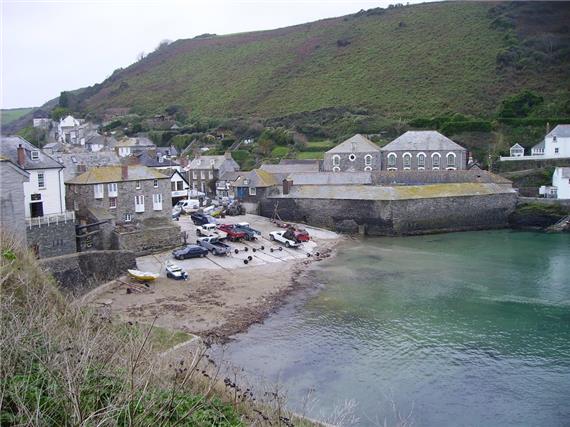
[219,230,570,426]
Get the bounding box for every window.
[135,195,145,213]
[249,187,257,196]
[417,153,426,168]
[364,166,372,172]
[31,193,41,201]
[349,154,356,162]
[109,197,117,209]
[446,153,456,169]
[192,171,197,179]
[403,153,411,169]
[108,182,118,197]
[210,159,215,165]
[171,181,176,191]
[200,171,206,179]
[31,151,40,160]
[124,213,132,222]
[553,136,557,142]
[332,166,340,172]
[94,184,104,199]
[387,153,397,169]
[208,171,213,179]
[177,181,184,191]
[332,155,340,166]
[153,179,158,188]
[364,154,372,166]
[555,148,559,154]
[152,194,163,211]
[432,153,441,169]
[37,172,45,189]
[135,181,141,190]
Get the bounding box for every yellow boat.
[127,269,159,282]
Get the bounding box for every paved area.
[136,213,337,276]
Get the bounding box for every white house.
[552,167,570,199]
[509,143,525,157]
[57,115,82,144]
[0,136,67,218]
[170,170,190,205]
[502,125,570,161]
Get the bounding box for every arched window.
[403,153,411,169]
[446,152,456,169]
[417,153,426,169]
[332,166,340,173]
[432,153,441,169]
[364,154,372,166]
[364,166,372,172]
[349,154,356,162]
[387,153,397,169]
[332,155,340,166]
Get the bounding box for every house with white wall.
[0,136,67,218]
[501,125,570,161]
[552,167,570,199]
[509,143,525,157]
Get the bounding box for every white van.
[173,199,200,214]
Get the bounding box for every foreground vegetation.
[0,235,330,426]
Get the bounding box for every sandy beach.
[82,214,340,342]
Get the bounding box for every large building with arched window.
[323,134,381,172]
[380,131,467,171]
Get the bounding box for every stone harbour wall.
[260,192,518,235]
[39,250,137,296]
[113,224,183,256]
[26,221,76,259]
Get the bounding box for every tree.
[58,91,69,108]
[499,90,544,118]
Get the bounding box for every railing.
[27,211,75,228]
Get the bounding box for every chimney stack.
[121,164,128,181]
[224,151,232,160]
[77,164,87,174]
[17,144,26,167]
[282,179,293,195]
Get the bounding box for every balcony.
[26,211,75,228]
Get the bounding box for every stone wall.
[372,169,508,185]
[380,149,467,171]
[26,221,76,259]
[113,222,183,255]
[260,192,518,235]
[39,250,136,296]
[323,151,381,172]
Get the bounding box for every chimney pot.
[283,179,293,195]
[121,164,128,181]
[17,144,26,167]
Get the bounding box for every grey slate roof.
[218,171,243,182]
[260,162,320,174]
[135,151,180,168]
[0,135,63,170]
[57,151,121,181]
[288,172,372,185]
[557,167,570,178]
[382,131,466,152]
[156,145,178,157]
[187,155,239,171]
[510,143,524,150]
[532,140,545,150]
[327,134,381,154]
[85,134,118,149]
[233,169,278,188]
[547,124,570,138]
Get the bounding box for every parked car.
[196,223,227,239]
[172,244,208,260]
[269,230,300,248]
[191,212,210,226]
[165,261,188,280]
[292,228,310,242]
[197,236,231,256]
[233,223,261,241]
[172,210,181,221]
[174,199,201,214]
[217,224,247,241]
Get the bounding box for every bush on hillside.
[499,90,544,118]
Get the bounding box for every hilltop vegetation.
[1,108,34,126]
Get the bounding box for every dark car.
[191,212,210,226]
[172,245,208,260]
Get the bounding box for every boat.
[128,269,159,282]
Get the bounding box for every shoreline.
[81,215,342,344]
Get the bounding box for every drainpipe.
[59,168,64,213]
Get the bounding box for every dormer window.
[31,150,40,160]
[553,136,557,142]
[243,179,249,185]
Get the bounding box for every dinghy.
[127,269,159,282]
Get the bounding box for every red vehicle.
[217,224,247,241]
[292,228,310,243]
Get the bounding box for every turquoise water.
[220,230,570,426]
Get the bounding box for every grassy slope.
[1,108,34,125]
[82,1,564,120]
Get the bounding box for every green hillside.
[1,108,34,126]
[75,1,570,121]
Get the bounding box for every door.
[30,202,44,218]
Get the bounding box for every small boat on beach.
[127,269,159,282]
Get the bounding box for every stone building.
[0,157,29,242]
[380,131,468,171]
[232,169,278,212]
[323,134,381,172]
[185,152,240,195]
[66,164,171,225]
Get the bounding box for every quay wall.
[260,192,518,235]
[39,250,137,296]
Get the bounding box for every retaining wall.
[26,221,76,259]
[39,250,137,296]
[113,224,183,256]
[261,192,518,235]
